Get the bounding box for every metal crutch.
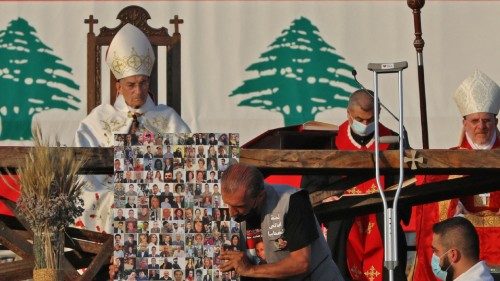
[367,61,408,281]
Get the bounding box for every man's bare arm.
[219,245,311,278]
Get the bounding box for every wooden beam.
[0,260,34,281]
[65,227,112,244]
[0,219,33,259]
[240,149,500,175]
[308,174,375,206]
[0,147,113,174]
[78,237,113,281]
[0,147,499,175]
[313,174,500,222]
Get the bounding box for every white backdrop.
[1,0,499,148]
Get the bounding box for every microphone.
[351,69,410,148]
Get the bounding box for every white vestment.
[74,95,190,233]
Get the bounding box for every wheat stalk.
[15,124,88,269]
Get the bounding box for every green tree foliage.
[231,17,358,126]
[0,18,80,140]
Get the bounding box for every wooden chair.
[84,5,183,115]
[0,7,185,280]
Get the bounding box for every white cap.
[453,70,500,116]
[106,24,155,80]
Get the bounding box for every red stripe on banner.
[265,175,302,188]
[0,175,20,216]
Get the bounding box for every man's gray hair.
[220,163,264,198]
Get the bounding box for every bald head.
[348,89,375,112]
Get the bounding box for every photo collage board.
[113,132,241,281]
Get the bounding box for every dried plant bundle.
[13,125,88,269]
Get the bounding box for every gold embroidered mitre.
[106,24,155,79]
[453,70,500,116]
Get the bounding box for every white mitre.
[106,23,155,79]
[453,70,500,116]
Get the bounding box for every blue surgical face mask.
[431,250,452,280]
[350,117,375,136]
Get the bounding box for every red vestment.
[413,136,500,281]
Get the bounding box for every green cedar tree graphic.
[231,17,358,126]
[0,18,80,140]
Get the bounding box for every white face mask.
[350,117,375,136]
[431,249,452,280]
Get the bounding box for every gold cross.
[350,265,363,279]
[346,186,362,195]
[366,222,375,235]
[367,183,378,194]
[364,265,381,281]
[404,150,424,170]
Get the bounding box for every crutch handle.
[368,61,408,73]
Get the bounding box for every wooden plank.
[308,174,374,206]
[0,199,33,236]
[66,227,112,244]
[0,260,34,281]
[0,147,499,175]
[313,175,500,222]
[240,149,500,175]
[0,147,113,174]
[0,219,33,259]
[79,237,113,281]
[62,257,82,281]
[65,238,104,255]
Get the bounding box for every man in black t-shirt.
[219,163,343,280]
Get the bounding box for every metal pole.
[368,62,408,281]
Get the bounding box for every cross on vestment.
[364,265,381,281]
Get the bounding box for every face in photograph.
[150,196,161,209]
[126,221,137,233]
[229,133,239,146]
[186,171,195,183]
[197,158,206,170]
[196,171,205,183]
[185,208,193,221]
[218,133,228,145]
[162,208,172,220]
[114,159,123,171]
[194,220,204,234]
[208,145,217,158]
[164,171,173,182]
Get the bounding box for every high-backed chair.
[85,5,183,114]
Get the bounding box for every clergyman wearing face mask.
[431,216,493,281]
[300,89,411,281]
[347,89,385,145]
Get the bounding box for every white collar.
[465,130,496,150]
[114,94,156,115]
[454,261,493,281]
